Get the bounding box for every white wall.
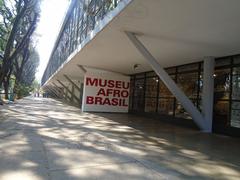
[82,68,130,113]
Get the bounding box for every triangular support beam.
[125,31,214,132]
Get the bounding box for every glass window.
[159,80,173,98]
[135,73,145,79]
[165,67,176,74]
[134,79,144,97]
[145,77,158,97]
[145,98,157,113]
[215,58,231,67]
[213,100,229,126]
[231,101,240,128]
[158,98,174,115]
[214,69,230,100]
[178,63,198,72]
[146,71,157,77]
[233,56,240,65]
[129,80,135,111]
[177,72,199,98]
[133,97,145,111]
[233,67,240,75]
[133,79,145,111]
[232,72,240,100]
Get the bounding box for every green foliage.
[20,48,39,86]
[14,83,33,99]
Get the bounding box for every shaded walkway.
[0,97,239,179]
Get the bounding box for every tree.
[18,47,39,86]
[0,0,40,99]
[13,46,39,98]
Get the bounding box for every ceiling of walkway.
[48,0,240,84]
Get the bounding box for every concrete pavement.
[0,97,239,179]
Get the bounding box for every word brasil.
[86,77,129,106]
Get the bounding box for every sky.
[35,0,69,82]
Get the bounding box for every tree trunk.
[0,4,27,85]
[3,80,9,100]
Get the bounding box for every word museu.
[85,77,130,106]
[85,77,130,89]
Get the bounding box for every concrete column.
[125,31,206,130]
[202,57,215,132]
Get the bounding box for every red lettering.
[106,89,113,96]
[108,80,115,88]
[115,81,121,88]
[121,90,129,98]
[123,82,130,89]
[112,98,118,106]
[99,79,107,87]
[86,77,98,86]
[97,88,106,96]
[86,96,94,104]
[113,90,120,97]
[103,98,111,105]
[119,99,122,106]
[95,97,103,105]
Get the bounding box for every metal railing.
[41,0,123,85]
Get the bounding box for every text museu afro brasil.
[85,77,130,107]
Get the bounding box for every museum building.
[41,0,240,136]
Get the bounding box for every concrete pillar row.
[125,31,215,132]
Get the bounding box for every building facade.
[129,55,240,136]
[41,0,240,136]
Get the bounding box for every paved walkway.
[0,97,240,180]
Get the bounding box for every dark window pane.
[233,67,240,75]
[145,98,157,113]
[213,100,229,126]
[129,80,135,110]
[177,72,199,98]
[214,69,230,100]
[145,77,158,97]
[133,98,145,111]
[159,80,173,98]
[135,73,145,79]
[215,58,231,67]
[158,98,174,115]
[134,79,144,97]
[178,63,198,72]
[233,55,240,65]
[146,71,157,77]
[165,67,176,74]
[133,79,145,111]
[231,101,240,128]
[232,73,240,100]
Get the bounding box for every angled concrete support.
[54,82,71,101]
[63,74,81,92]
[125,31,207,131]
[77,65,87,73]
[46,86,60,98]
[44,87,57,97]
[57,80,80,102]
[202,57,215,132]
[52,83,64,99]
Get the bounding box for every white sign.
[82,69,130,113]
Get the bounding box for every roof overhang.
[44,0,240,85]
